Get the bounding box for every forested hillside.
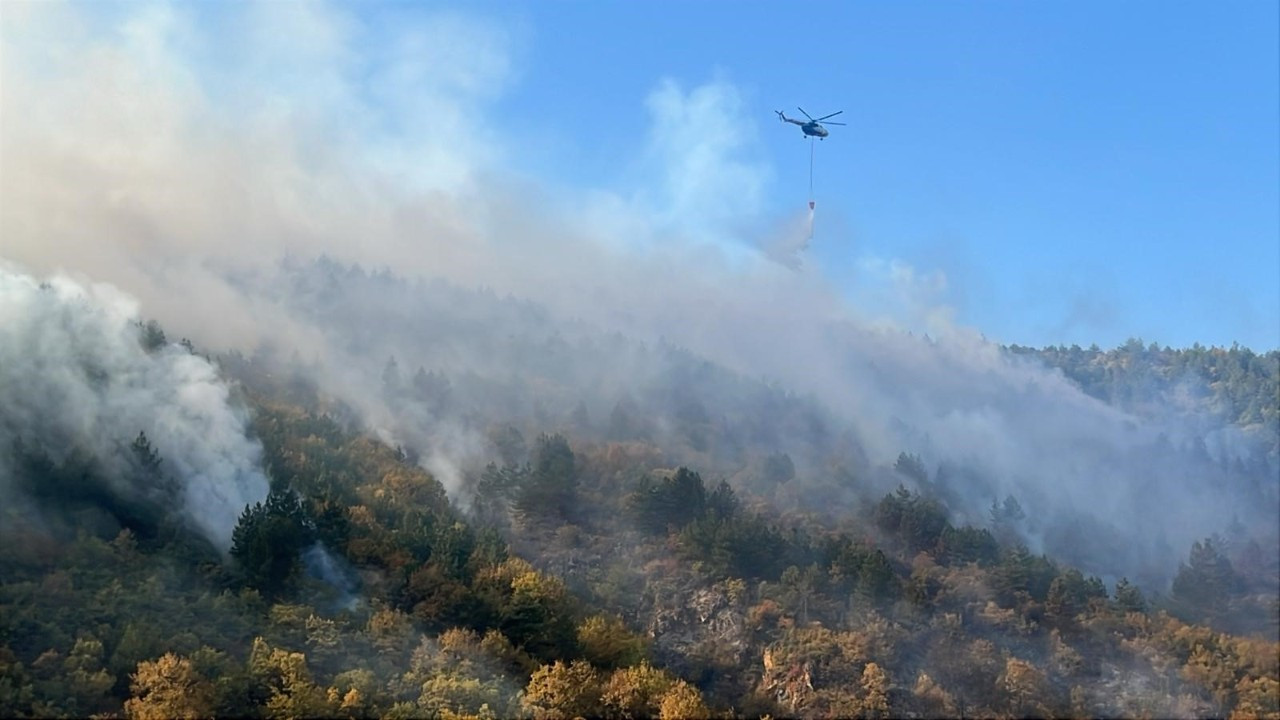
[4,2,1275,717]
[1,309,1277,717]
[1010,340,1279,454]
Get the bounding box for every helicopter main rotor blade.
[797,106,815,121]
[816,110,844,121]
[822,121,847,126]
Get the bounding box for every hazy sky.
[2,0,1277,351]
[454,0,1280,350]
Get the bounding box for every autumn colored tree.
[416,673,506,718]
[522,660,602,720]
[859,662,890,718]
[601,662,677,718]
[502,568,579,661]
[123,653,214,720]
[1230,675,1280,720]
[470,558,578,662]
[577,614,647,669]
[248,637,335,719]
[1000,657,1051,718]
[365,607,414,659]
[658,680,710,720]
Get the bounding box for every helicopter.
[776,107,845,139]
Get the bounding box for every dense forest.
[1,271,1277,719]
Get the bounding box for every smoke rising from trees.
[1,1,1275,589]
[0,264,269,550]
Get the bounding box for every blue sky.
[431,0,1280,350]
[3,0,1277,351]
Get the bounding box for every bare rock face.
[647,578,751,693]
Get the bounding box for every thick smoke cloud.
[0,263,269,550]
[2,2,1274,585]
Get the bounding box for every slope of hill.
[242,258,1280,590]
[1,263,1277,718]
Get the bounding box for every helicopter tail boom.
[776,110,805,127]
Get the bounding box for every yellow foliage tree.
[522,660,602,720]
[658,680,709,720]
[418,673,505,718]
[367,607,415,658]
[859,662,890,718]
[248,637,336,719]
[578,613,648,669]
[999,657,1049,718]
[1231,675,1280,720]
[124,653,214,720]
[601,662,677,719]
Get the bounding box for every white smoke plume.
[0,263,269,550]
[1,1,1274,585]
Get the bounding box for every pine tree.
[230,486,316,598]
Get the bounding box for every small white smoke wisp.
[303,543,362,611]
